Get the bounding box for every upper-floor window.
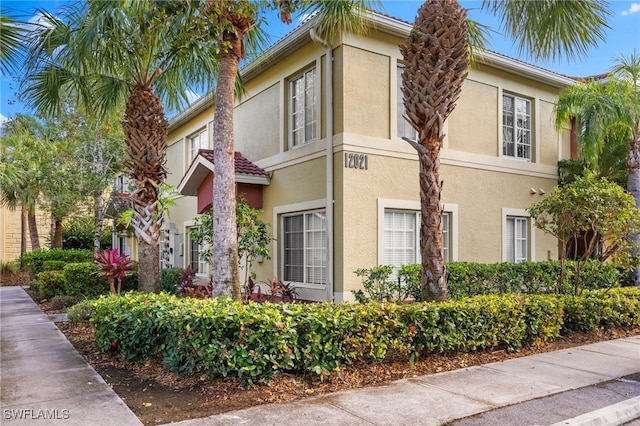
[503,94,531,160]
[290,68,317,147]
[397,66,417,142]
[282,210,326,285]
[188,129,207,163]
[114,174,133,193]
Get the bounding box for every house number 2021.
[344,153,368,170]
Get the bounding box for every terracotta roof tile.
[197,149,269,177]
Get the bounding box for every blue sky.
[2,0,639,125]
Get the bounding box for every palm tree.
[23,1,219,292]
[0,14,24,78]
[555,52,640,285]
[400,0,468,302]
[205,0,375,299]
[401,0,613,301]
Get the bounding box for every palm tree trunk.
[122,83,168,293]
[416,142,447,301]
[20,205,27,268]
[628,129,640,286]
[27,207,40,251]
[52,218,63,248]
[138,239,159,293]
[212,41,241,300]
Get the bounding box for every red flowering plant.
[94,249,136,295]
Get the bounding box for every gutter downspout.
[310,28,334,302]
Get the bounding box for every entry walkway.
[0,286,142,425]
[1,285,639,426]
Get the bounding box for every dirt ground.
[5,271,640,426]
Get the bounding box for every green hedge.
[84,288,640,385]
[62,262,108,297]
[23,249,93,275]
[445,260,620,298]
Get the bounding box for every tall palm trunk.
[52,218,63,248]
[212,36,241,300]
[121,83,168,293]
[629,128,640,285]
[400,0,468,301]
[27,207,40,251]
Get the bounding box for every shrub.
[23,249,93,275]
[43,260,68,272]
[67,300,96,323]
[62,262,108,297]
[36,270,65,298]
[62,216,112,250]
[1,260,20,275]
[88,289,640,384]
[94,249,136,294]
[49,295,83,311]
[160,267,185,295]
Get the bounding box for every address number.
[344,153,368,170]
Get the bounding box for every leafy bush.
[352,265,420,303]
[62,216,112,250]
[23,249,93,275]
[160,267,186,295]
[94,249,136,294]
[36,270,66,298]
[62,262,108,297]
[49,295,83,311]
[87,288,640,384]
[43,260,68,272]
[67,300,96,323]
[1,260,20,275]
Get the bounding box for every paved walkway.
[1,285,639,426]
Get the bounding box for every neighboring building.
[122,12,577,301]
[1,207,51,263]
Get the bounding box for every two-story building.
[123,11,576,302]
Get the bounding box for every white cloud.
[0,113,8,128]
[621,2,640,15]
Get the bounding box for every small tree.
[528,172,640,294]
[189,198,272,299]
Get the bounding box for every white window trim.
[187,128,207,163]
[273,199,327,290]
[499,90,538,162]
[501,208,535,262]
[184,220,209,278]
[377,198,458,266]
[288,67,318,149]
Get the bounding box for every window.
[188,129,207,162]
[289,68,317,147]
[503,94,531,160]
[188,230,208,275]
[383,210,451,270]
[117,236,129,257]
[282,210,326,285]
[397,66,417,142]
[505,216,528,263]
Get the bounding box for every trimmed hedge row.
[23,249,94,275]
[79,288,640,385]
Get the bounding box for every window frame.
[377,199,458,269]
[502,93,532,161]
[187,128,207,163]
[396,65,418,142]
[502,208,535,263]
[281,209,327,286]
[288,67,318,148]
[186,225,209,277]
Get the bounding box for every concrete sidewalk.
[0,286,142,425]
[1,285,639,426]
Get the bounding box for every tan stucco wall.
[235,83,281,160]
[1,207,52,263]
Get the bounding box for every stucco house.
[120,11,577,302]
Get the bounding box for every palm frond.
[482,0,611,63]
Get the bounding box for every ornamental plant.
[94,249,136,295]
